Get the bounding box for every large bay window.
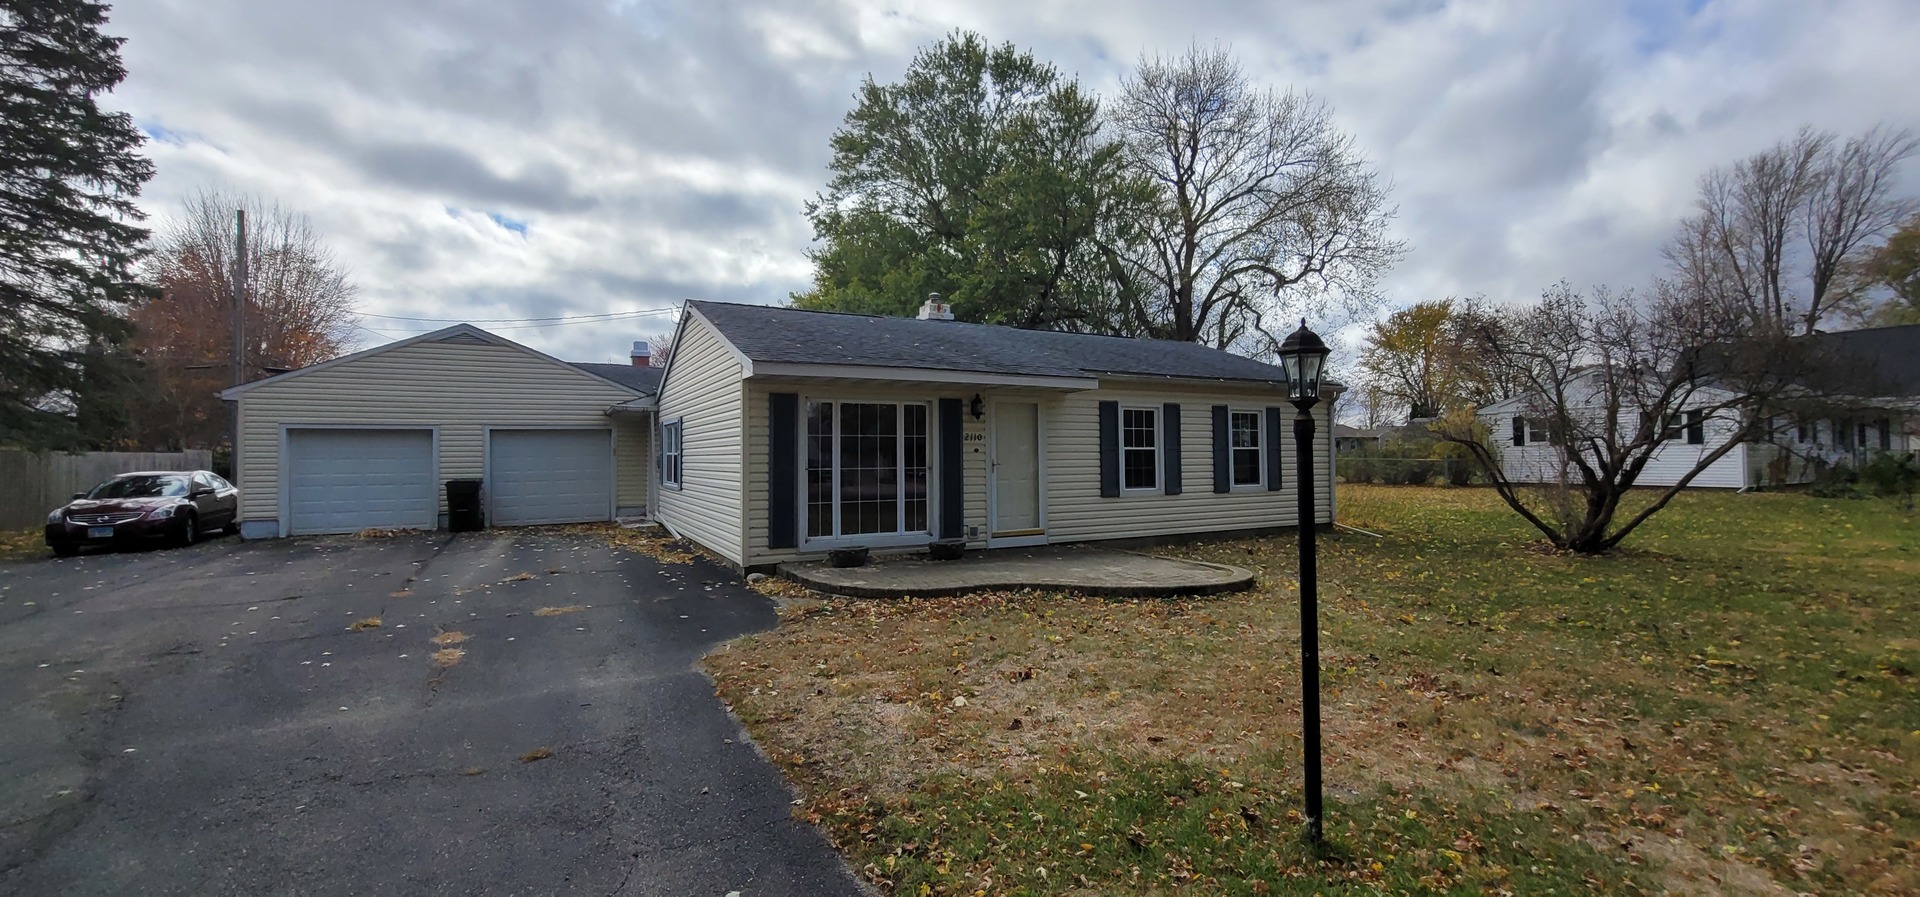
[805,400,930,542]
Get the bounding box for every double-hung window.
[1229,410,1263,488]
[661,420,683,488]
[1121,407,1158,492]
[805,400,930,541]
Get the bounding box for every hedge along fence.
[0,450,213,530]
[1337,456,1484,487]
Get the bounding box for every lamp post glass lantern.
[1278,319,1331,845]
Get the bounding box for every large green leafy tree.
[0,0,151,449]
[796,32,1146,330]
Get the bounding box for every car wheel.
[175,512,198,547]
[50,542,78,558]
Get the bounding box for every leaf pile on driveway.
[709,486,1919,895]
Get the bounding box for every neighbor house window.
[1121,407,1158,491]
[1796,418,1811,444]
[805,400,930,540]
[1230,410,1263,487]
[1879,418,1893,451]
[661,420,683,487]
[1685,409,1705,445]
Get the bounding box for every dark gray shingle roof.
[1805,324,1920,397]
[687,300,1290,385]
[570,362,663,394]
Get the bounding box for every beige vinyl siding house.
[652,313,747,564]
[222,325,655,538]
[656,300,1339,573]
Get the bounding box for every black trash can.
[446,479,484,532]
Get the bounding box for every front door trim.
[986,398,1048,548]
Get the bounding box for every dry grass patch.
[430,630,468,647]
[557,521,699,564]
[710,486,1920,895]
[431,647,465,667]
[533,605,585,617]
[347,617,382,631]
[0,528,46,563]
[519,747,552,763]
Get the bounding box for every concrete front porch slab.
[778,545,1255,598]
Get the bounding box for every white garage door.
[287,428,436,535]
[487,429,614,526]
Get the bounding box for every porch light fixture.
[1277,318,1331,846]
[970,394,985,420]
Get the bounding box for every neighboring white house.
[651,298,1340,571]
[219,325,660,538]
[1475,323,1920,490]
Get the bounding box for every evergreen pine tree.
[0,0,152,448]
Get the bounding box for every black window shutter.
[1512,417,1525,446]
[1211,405,1230,494]
[1686,409,1704,445]
[1162,403,1182,495]
[767,393,798,550]
[938,398,964,539]
[1098,401,1120,497]
[1265,407,1284,492]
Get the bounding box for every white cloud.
[103,0,1920,362]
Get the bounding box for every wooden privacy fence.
[0,450,213,530]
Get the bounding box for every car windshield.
[87,475,190,499]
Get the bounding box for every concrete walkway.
[780,544,1255,598]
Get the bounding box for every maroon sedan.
[44,470,240,557]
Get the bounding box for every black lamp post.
[1278,319,1331,846]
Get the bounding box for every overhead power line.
[359,307,679,325]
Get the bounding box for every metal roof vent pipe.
[917,293,954,321]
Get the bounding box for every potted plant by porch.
[828,547,870,568]
[928,539,965,561]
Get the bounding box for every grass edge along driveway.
[712,486,1919,895]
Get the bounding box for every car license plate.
[87,526,114,539]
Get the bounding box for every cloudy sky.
[105,0,1920,363]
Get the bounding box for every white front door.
[990,401,1044,545]
[487,428,614,526]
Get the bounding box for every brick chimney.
[630,340,650,367]
[916,293,953,321]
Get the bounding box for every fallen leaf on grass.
[348,617,382,631]
[432,648,465,667]
[519,747,552,763]
[534,605,586,617]
[430,631,468,646]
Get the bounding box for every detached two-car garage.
[225,326,657,539]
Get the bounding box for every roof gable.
[219,323,650,399]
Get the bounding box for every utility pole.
[230,209,247,479]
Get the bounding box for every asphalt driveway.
[0,529,864,896]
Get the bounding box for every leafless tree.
[645,328,674,368]
[1433,282,1811,554]
[1665,126,1917,335]
[1103,45,1403,352]
[127,187,358,448]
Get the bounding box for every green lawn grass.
[711,487,1920,894]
